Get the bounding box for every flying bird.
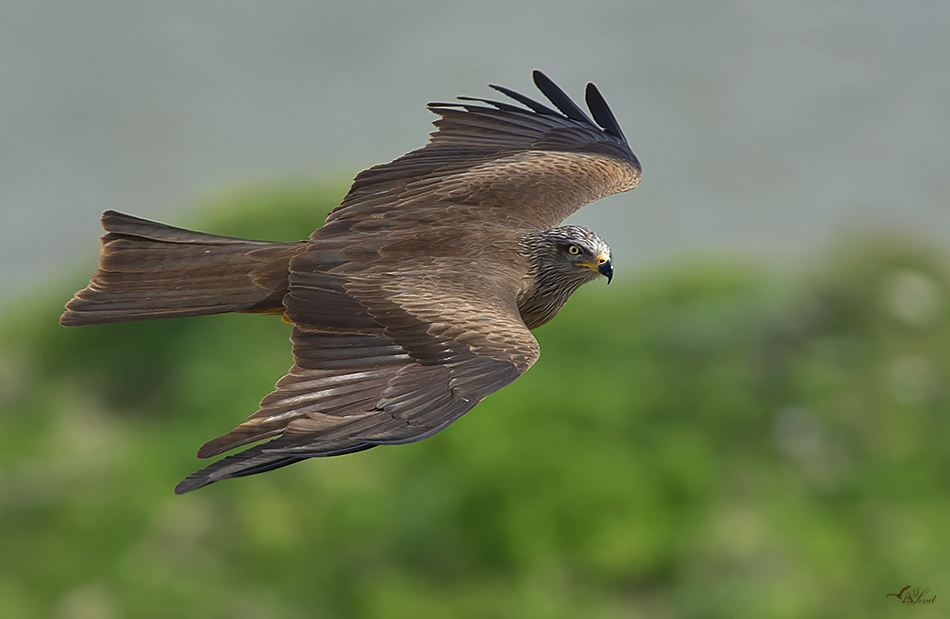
[61,71,642,493]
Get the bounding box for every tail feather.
[61,211,305,326]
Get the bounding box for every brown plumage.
[61,71,642,493]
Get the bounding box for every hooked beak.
[598,258,613,284]
[579,252,613,284]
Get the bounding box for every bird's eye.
[568,245,581,255]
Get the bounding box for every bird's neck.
[516,263,587,331]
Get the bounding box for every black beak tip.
[599,260,613,284]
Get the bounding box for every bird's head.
[527,225,613,286]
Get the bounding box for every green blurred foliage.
[1,182,948,618]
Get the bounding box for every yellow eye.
[568,245,581,255]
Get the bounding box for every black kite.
[61,71,642,493]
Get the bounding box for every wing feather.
[585,82,627,140]
[487,82,561,116]
[531,70,595,125]
[324,70,640,231]
[177,267,539,492]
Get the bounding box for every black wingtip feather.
[456,95,525,114]
[488,71,628,147]
[585,82,626,140]
[531,70,594,125]
[488,83,560,116]
[174,454,306,494]
[423,71,637,171]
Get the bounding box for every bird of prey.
[61,71,642,493]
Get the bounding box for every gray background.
[3,1,948,310]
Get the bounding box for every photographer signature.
[886,585,936,604]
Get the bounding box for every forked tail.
[61,210,304,326]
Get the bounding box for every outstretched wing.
[324,70,641,232]
[175,256,539,494]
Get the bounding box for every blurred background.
[1,1,949,617]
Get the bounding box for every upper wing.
[323,70,641,232]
